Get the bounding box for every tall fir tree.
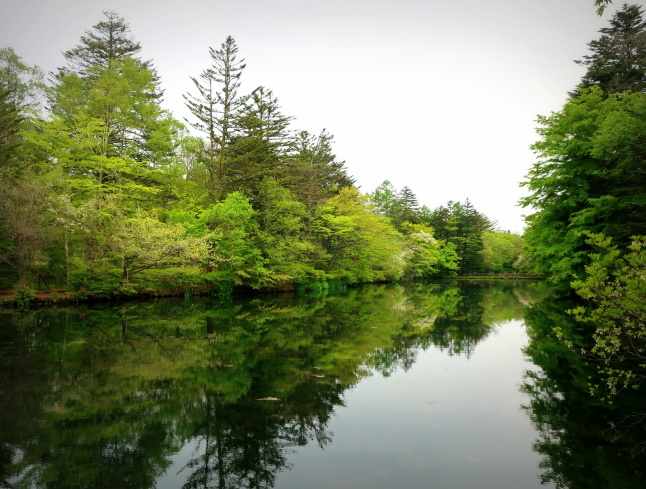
[184,36,246,202]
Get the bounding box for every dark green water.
[0,282,643,488]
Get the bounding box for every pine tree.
[576,3,646,94]
[60,11,144,74]
[184,36,246,202]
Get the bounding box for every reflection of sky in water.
[156,320,550,489]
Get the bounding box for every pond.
[0,282,644,488]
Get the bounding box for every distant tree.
[481,231,524,273]
[576,3,646,94]
[397,186,419,222]
[60,11,145,75]
[184,36,246,202]
[370,180,404,220]
[426,200,492,274]
[314,187,405,281]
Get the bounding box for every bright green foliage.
[401,223,459,278]
[481,231,524,273]
[200,192,267,284]
[314,187,405,282]
[569,233,646,397]
[521,88,646,286]
[113,211,208,282]
[255,178,324,279]
[370,180,406,220]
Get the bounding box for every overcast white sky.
[1,0,621,232]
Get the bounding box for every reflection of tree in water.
[371,283,513,376]
[179,382,341,489]
[0,282,538,489]
[522,298,646,489]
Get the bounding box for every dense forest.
[0,12,531,302]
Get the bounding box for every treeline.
[0,12,527,300]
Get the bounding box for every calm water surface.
[1,282,643,488]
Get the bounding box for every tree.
[184,36,246,202]
[225,86,292,199]
[313,187,405,282]
[397,186,419,222]
[0,85,21,171]
[425,200,492,274]
[576,3,646,94]
[200,192,266,284]
[481,231,524,273]
[0,176,54,287]
[286,129,355,226]
[0,47,45,113]
[60,11,146,75]
[370,180,405,220]
[401,224,459,279]
[113,212,207,282]
[521,88,646,286]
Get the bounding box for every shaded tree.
[286,129,355,229]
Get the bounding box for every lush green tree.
[576,3,646,94]
[521,88,646,286]
[481,231,524,273]
[400,223,459,279]
[313,187,405,282]
[200,192,267,285]
[370,180,405,220]
[254,178,324,279]
[112,211,208,282]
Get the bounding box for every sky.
[0,0,620,232]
